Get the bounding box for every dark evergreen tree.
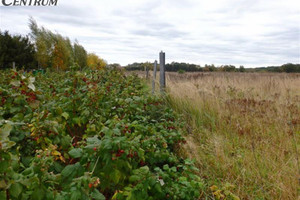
[0,30,37,70]
[281,63,300,73]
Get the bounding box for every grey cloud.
[39,14,116,35]
[131,28,186,39]
[141,21,173,30]
[263,28,300,42]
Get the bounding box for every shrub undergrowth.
[0,69,204,200]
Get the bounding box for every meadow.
[163,72,300,199]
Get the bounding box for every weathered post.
[159,51,166,93]
[12,62,16,70]
[152,60,157,94]
[146,67,149,80]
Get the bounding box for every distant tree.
[141,62,153,71]
[203,66,210,72]
[239,65,245,72]
[52,35,74,70]
[108,63,121,69]
[125,62,205,72]
[254,64,300,73]
[0,30,37,69]
[29,18,53,68]
[204,64,216,72]
[125,62,145,71]
[29,17,88,71]
[166,62,202,72]
[73,41,87,69]
[222,65,236,72]
[254,66,282,72]
[87,53,106,69]
[281,63,300,73]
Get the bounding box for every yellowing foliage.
[52,44,65,70]
[29,18,105,71]
[87,53,106,70]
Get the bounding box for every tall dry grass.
[163,72,300,199]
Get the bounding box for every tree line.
[1,20,299,73]
[125,62,300,73]
[0,18,106,70]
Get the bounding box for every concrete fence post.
[159,51,166,93]
[13,62,16,70]
[152,60,157,94]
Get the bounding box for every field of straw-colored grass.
[163,72,299,200]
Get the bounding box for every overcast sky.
[0,0,299,67]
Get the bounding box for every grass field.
[162,72,300,199]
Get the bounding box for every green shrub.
[177,69,185,74]
[0,69,203,199]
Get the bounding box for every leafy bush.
[177,69,185,74]
[0,69,203,199]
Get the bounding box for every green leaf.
[91,189,105,200]
[112,128,120,135]
[139,166,149,175]
[68,148,83,158]
[70,190,81,200]
[73,117,81,126]
[163,164,169,171]
[0,124,12,140]
[61,164,76,177]
[133,166,149,176]
[86,136,101,145]
[111,169,121,184]
[62,112,69,120]
[54,162,64,172]
[2,140,16,150]
[0,180,7,189]
[54,194,66,200]
[32,187,45,200]
[171,166,177,172]
[229,193,241,200]
[129,175,140,183]
[46,191,55,200]
[0,160,10,172]
[0,191,6,200]
[61,135,72,149]
[154,183,163,194]
[0,152,10,173]
[9,183,23,198]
